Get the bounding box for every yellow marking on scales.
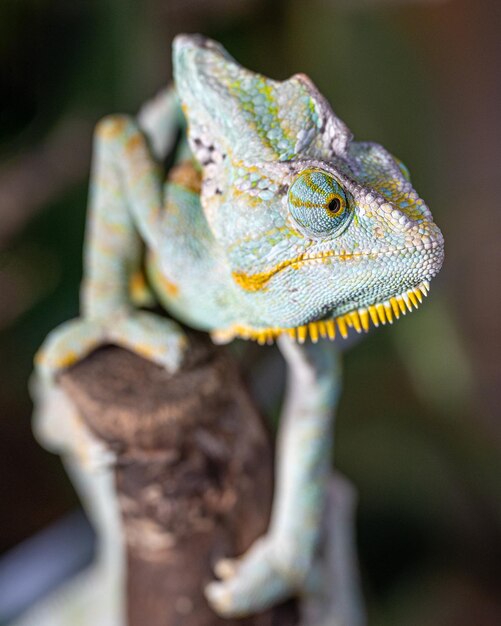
[125,133,143,153]
[34,349,78,369]
[211,281,430,345]
[325,319,336,340]
[129,270,156,307]
[304,172,329,196]
[359,308,370,332]
[288,195,327,209]
[168,162,202,194]
[97,116,128,139]
[232,249,359,292]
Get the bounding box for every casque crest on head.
[173,34,352,166]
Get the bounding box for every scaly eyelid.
[287,170,353,240]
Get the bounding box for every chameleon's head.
[173,35,444,343]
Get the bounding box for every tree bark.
[59,333,298,626]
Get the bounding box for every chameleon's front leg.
[36,113,186,381]
[206,337,341,616]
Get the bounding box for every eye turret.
[287,169,351,238]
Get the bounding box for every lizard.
[34,34,444,618]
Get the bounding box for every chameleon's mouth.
[211,281,430,345]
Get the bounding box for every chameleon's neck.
[145,178,242,332]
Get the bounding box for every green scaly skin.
[35,34,444,618]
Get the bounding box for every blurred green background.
[1,0,500,624]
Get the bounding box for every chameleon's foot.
[205,535,309,617]
[106,311,187,372]
[35,317,106,380]
[35,311,187,381]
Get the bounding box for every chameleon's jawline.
[211,280,431,345]
[232,241,443,293]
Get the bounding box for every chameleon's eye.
[287,170,350,238]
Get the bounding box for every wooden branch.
[59,334,298,626]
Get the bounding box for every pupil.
[328,197,341,213]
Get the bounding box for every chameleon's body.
[36,35,444,618]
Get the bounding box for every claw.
[214,558,238,580]
[204,537,302,617]
[204,582,233,613]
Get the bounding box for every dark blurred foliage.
[1,0,500,624]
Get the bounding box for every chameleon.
[35,34,444,618]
